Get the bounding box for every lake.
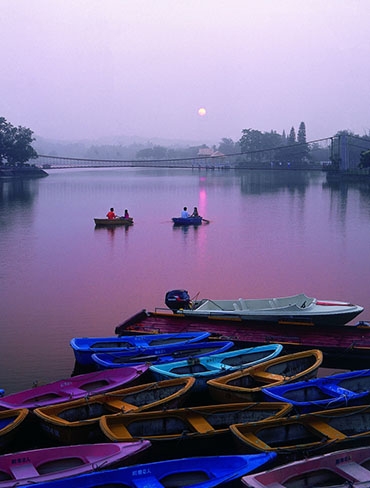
[1,167,370,394]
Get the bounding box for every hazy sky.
[1,0,369,145]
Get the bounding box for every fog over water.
[1,1,370,145]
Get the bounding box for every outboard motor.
[165,289,191,311]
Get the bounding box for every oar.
[201,217,210,224]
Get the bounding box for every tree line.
[0,117,38,166]
[1,115,370,168]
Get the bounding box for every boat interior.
[193,294,314,312]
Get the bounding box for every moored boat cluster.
[2,295,370,487]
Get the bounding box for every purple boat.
[0,365,149,410]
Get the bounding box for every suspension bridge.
[34,135,370,172]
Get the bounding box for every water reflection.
[0,179,40,207]
[239,169,313,195]
[323,178,370,223]
[94,224,132,249]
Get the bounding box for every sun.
[198,107,207,117]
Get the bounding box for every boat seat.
[10,463,39,479]
[262,484,285,488]
[252,372,283,382]
[309,419,346,440]
[133,476,164,488]
[108,400,137,412]
[187,413,213,433]
[60,388,84,397]
[238,298,248,310]
[336,462,370,482]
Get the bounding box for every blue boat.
[71,331,211,366]
[22,453,276,488]
[172,216,203,226]
[149,344,283,391]
[91,340,234,369]
[262,368,370,413]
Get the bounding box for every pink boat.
[0,365,149,410]
[0,441,151,487]
[241,446,370,488]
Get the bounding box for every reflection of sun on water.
[198,107,206,117]
[196,186,208,262]
[199,187,207,217]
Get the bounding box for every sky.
[1,0,370,146]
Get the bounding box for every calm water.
[1,168,370,394]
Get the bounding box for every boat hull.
[172,217,203,226]
[99,402,292,457]
[170,293,364,326]
[230,404,370,460]
[0,441,150,488]
[33,377,196,444]
[262,368,370,413]
[241,446,370,488]
[94,217,133,226]
[18,454,277,488]
[0,366,149,410]
[91,340,234,369]
[71,332,210,366]
[149,344,283,392]
[0,408,29,450]
[207,349,323,403]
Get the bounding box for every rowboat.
[91,340,234,369]
[207,349,323,403]
[149,344,283,391]
[71,332,211,366]
[172,216,203,226]
[241,446,370,488]
[18,453,277,488]
[262,368,370,413]
[230,404,370,459]
[164,290,364,326]
[94,217,133,226]
[99,402,292,455]
[0,365,149,410]
[0,408,29,450]
[0,441,150,487]
[33,377,196,444]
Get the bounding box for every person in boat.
[106,208,117,219]
[124,209,130,218]
[181,206,190,218]
[191,207,199,217]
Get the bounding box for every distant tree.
[288,126,296,144]
[297,122,306,144]
[0,117,38,165]
[217,138,239,154]
[239,129,265,163]
[136,145,167,159]
[239,129,289,166]
[297,121,310,162]
[136,147,155,159]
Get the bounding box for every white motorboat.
[164,290,364,326]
